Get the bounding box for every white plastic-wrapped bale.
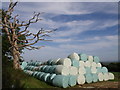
[91,67,97,74]
[93,56,100,63]
[88,56,93,64]
[71,59,79,68]
[79,53,87,61]
[85,73,93,83]
[78,67,86,75]
[57,58,71,67]
[84,61,91,67]
[68,75,77,86]
[21,62,27,69]
[79,61,85,67]
[98,73,104,81]
[92,74,98,82]
[55,65,69,75]
[52,75,69,88]
[77,74,85,85]
[103,73,109,81]
[96,63,102,67]
[97,67,102,73]
[68,52,79,61]
[91,62,97,67]
[69,66,78,75]
[108,72,114,80]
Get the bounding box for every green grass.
[110,72,120,81]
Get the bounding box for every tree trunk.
[12,47,20,69]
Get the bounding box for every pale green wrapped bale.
[88,56,93,64]
[85,73,93,83]
[51,58,60,65]
[93,56,100,63]
[97,67,102,73]
[78,67,86,74]
[71,59,79,68]
[102,67,108,73]
[92,74,98,82]
[68,52,80,61]
[41,73,50,82]
[91,67,97,73]
[32,71,38,77]
[46,74,56,83]
[41,65,47,72]
[52,75,69,88]
[68,75,77,87]
[39,72,45,79]
[78,53,87,61]
[85,67,91,74]
[21,62,27,69]
[91,62,97,67]
[96,63,102,67]
[49,65,56,73]
[47,59,53,65]
[44,66,51,73]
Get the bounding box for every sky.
[2,1,118,62]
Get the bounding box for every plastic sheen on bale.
[69,66,78,75]
[71,59,79,68]
[52,75,69,88]
[77,74,85,84]
[85,73,93,83]
[78,53,87,61]
[57,58,71,67]
[68,52,80,61]
[68,75,77,86]
[93,56,100,63]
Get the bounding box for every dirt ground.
[74,81,119,88]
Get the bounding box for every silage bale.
[96,63,102,67]
[92,73,98,82]
[32,71,38,77]
[52,75,69,88]
[108,72,114,80]
[41,65,47,72]
[78,53,87,61]
[71,59,79,68]
[69,66,78,75]
[55,65,69,75]
[79,61,85,67]
[88,56,93,63]
[78,67,86,75]
[68,75,77,86]
[77,74,85,85]
[49,65,56,73]
[103,73,109,81]
[47,74,56,83]
[96,67,102,73]
[57,58,71,67]
[44,66,51,73]
[102,67,108,73]
[84,61,91,67]
[91,62,97,67]
[85,73,93,83]
[68,52,79,61]
[41,73,50,82]
[39,72,45,79]
[93,56,100,63]
[51,58,60,65]
[85,67,91,74]
[98,73,104,81]
[91,67,97,73]
[21,62,27,69]
[47,59,53,65]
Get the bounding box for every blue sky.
[3,2,118,62]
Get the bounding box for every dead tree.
[1,1,55,69]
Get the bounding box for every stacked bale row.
[21,52,114,88]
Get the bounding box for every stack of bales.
[21,52,115,88]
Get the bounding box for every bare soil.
[74,81,119,88]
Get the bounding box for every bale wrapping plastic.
[85,67,91,74]
[57,58,71,67]
[97,63,102,67]
[69,66,78,75]
[51,58,60,65]
[77,74,85,84]
[88,56,93,63]
[91,62,97,67]
[79,53,87,61]
[71,59,79,68]
[98,73,104,81]
[85,73,93,83]
[68,52,79,61]
[55,65,69,75]
[68,75,77,86]
[47,74,56,83]
[92,74,98,82]
[78,67,86,74]
[93,56,100,63]
[102,67,108,73]
[108,72,114,80]
[103,73,109,81]
[91,67,97,73]
[84,61,91,67]
[52,75,69,88]
[79,61,85,67]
